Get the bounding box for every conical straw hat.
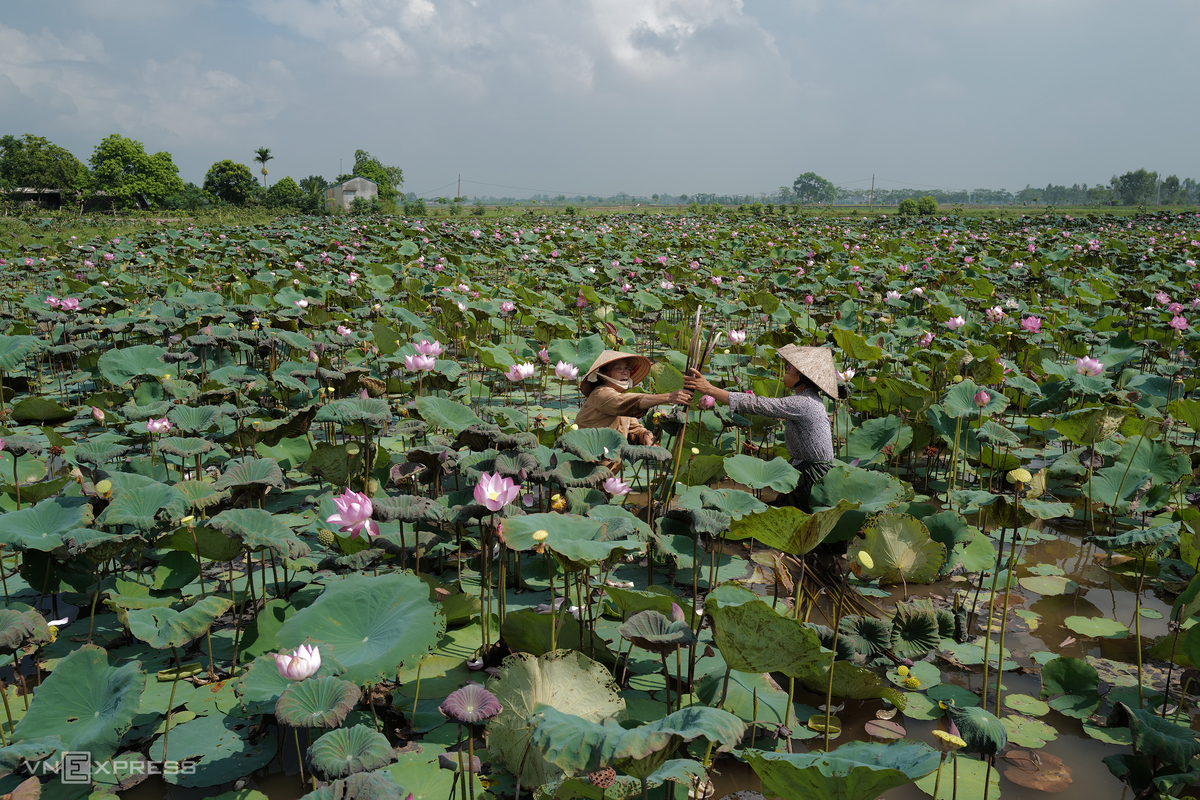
[777,345,838,400]
[582,350,652,386]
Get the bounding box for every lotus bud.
[669,603,687,623]
[973,389,990,407]
[517,468,528,483]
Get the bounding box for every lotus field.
[2,209,1200,800]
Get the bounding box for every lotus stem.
[467,728,477,800]
[980,523,1009,712]
[932,751,945,800]
[294,728,306,786]
[952,751,959,800]
[1135,554,1148,709]
[410,660,423,731]
[88,566,101,644]
[660,652,672,714]
[162,647,181,762]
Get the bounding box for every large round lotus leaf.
[811,465,913,543]
[314,397,392,429]
[10,397,74,423]
[529,705,745,780]
[1108,701,1200,768]
[166,404,225,433]
[1002,714,1058,748]
[0,335,40,371]
[486,650,625,787]
[0,610,50,655]
[850,513,945,586]
[1083,466,1153,513]
[1064,615,1129,639]
[675,486,766,521]
[942,378,1010,418]
[838,615,891,658]
[209,508,311,559]
[172,481,232,512]
[889,602,942,661]
[213,458,285,491]
[914,752,1000,799]
[1018,575,1078,596]
[156,524,242,561]
[308,724,394,781]
[275,676,361,729]
[122,400,173,422]
[157,713,277,787]
[276,572,445,686]
[73,441,132,468]
[705,597,832,677]
[726,500,860,555]
[503,512,644,569]
[745,740,941,800]
[414,396,484,433]
[617,610,696,655]
[127,595,232,650]
[722,455,800,493]
[846,415,913,465]
[96,483,190,531]
[945,703,1008,756]
[300,769,409,800]
[555,427,627,463]
[371,494,443,523]
[13,644,144,762]
[0,496,93,551]
[98,344,168,386]
[1115,435,1190,485]
[156,436,217,459]
[1055,405,1128,445]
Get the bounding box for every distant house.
[325,177,378,211]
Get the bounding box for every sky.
[2,0,1197,199]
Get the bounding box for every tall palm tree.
[254,147,273,187]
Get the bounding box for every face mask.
[599,373,632,390]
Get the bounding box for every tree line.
[0,134,404,213]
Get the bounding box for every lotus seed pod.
[858,551,875,570]
[903,676,921,690]
[532,530,549,542]
[588,767,616,789]
[896,665,909,677]
[94,479,112,496]
[317,528,337,547]
[1007,468,1032,484]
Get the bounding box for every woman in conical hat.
[684,344,838,512]
[575,350,692,446]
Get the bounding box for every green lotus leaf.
[301,769,410,800]
[213,457,286,491]
[944,703,1008,756]
[617,609,696,655]
[122,400,173,421]
[414,396,484,433]
[745,740,941,800]
[1064,615,1129,639]
[173,480,232,511]
[96,483,189,530]
[942,378,1010,418]
[1082,466,1152,513]
[486,650,626,787]
[60,527,143,562]
[604,586,697,626]
[850,513,945,586]
[913,751,1000,799]
[1114,435,1190,485]
[674,486,767,521]
[166,404,226,433]
[1109,701,1200,769]
[503,512,643,569]
[617,443,673,464]
[846,415,913,464]
[705,597,833,677]
[157,436,217,460]
[530,705,744,781]
[838,615,891,658]
[1002,713,1058,748]
[1086,521,1179,558]
[722,454,800,493]
[1055,405,1128,445]
[499,609,618,664]
[540,459,615,490]
[236,651,345,714]
[694,668,807,728]
[1004,694,1051,716]
[726,500,860,556]
[209,508,311,559]
[314,397,393,430]
[98,343,169,386]
[0,335,40,372]
[157,713,277,787]
[13,644,144,762]
[0,496,93,551]
[10,397,74,423]
[307,724,394,781]
[73,441,132,468]
[798,660,905,707]
[888,600,942,660]
[156,524,242,561]
[275,675,361,729]
[276,572,445,686]
[1018,575,1078,596]
[371,493,444,523]
[0,736,63,780]
[555,427,627,463]
[811,465,913,543]
[302,441,379,488]
[0,610,50,655]
[127,595,232,650]
[1040,656,1101,719]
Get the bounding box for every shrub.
[898,198,919,216]
[917,196,938,215]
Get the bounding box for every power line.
[461,179,592,196]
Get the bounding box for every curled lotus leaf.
[889,601,942,661]
[314,397,393,430]
[745,740,941,800]
[370,493,444,523]
[166,404,226,433]
[0,609,50,655]
[838,615,892,658]
[96,483,190,531]
[705,596,832,677]
[73,441,131,468]
[299,769,410,800]
[617,609,697,655]
[126,595,233,650]
[156,436,217,459]
[210,509,311,559]
[307,724,395,781]
[439,683,503,724]
[944,703,1008,756]
[555,427,627,463]
[173,480,231,511]
[213,457,285,491]
[275,675,361,729]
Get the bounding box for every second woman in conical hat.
[684,344,838,512]
[575,350,692,446]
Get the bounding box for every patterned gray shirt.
[728,387,835,464]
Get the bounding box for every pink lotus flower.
[603,477,631,496]
[347,272,359,285]
[294,299,309,309]
[538,347,550,363]
[500,301,515,313]
[1169,302,1184,314]
[554,361,579,380]
[985,306,1006,323]
[327,488,379,539]
[885,291,901,301]
[1020,317,1042,333]
[44,296,61,309]
[60,298,80,311]
[661,280,675,290]
[414,340,444,357]
[1075,356,1104,377]
[146,418,172,435]
[1155,291,1171,305]
[912,287,924,297]
[804,295,814,305]
[504,363,535,381]
[974,389,990,407]
[699,394,715,410]
[711,276,722,285]
[91,407,105,423]
[838,368,856,381]
[727,330,747,345]
[274,644,321,681]
[336,325,353,336]
[946,316,965,330]
[474,472,519,512]
[919,331,935,347]
[1170,315,1189,331]
[404,354,436,371]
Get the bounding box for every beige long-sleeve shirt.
[573,385,650,442]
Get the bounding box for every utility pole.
[458,174,461,199]
[869,174,875,209]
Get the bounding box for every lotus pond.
[1,209,1200,800]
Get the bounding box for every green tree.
[792,172,836,204]
[898,198,918,216]
[266,176,304,208]
[1161,175,1182,204]
[917,195,938,215]
[203,160,258,205]
[254,147,273,187]
[335,150,403,202]
[1115,169,1158,206]
[163,182,212,211]
[89,135,184,210]
[0,134,89,196]
[298,175,329,212]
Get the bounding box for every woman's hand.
[632,430,655,446]
[683,369,715,395]
[666,389,693,405]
